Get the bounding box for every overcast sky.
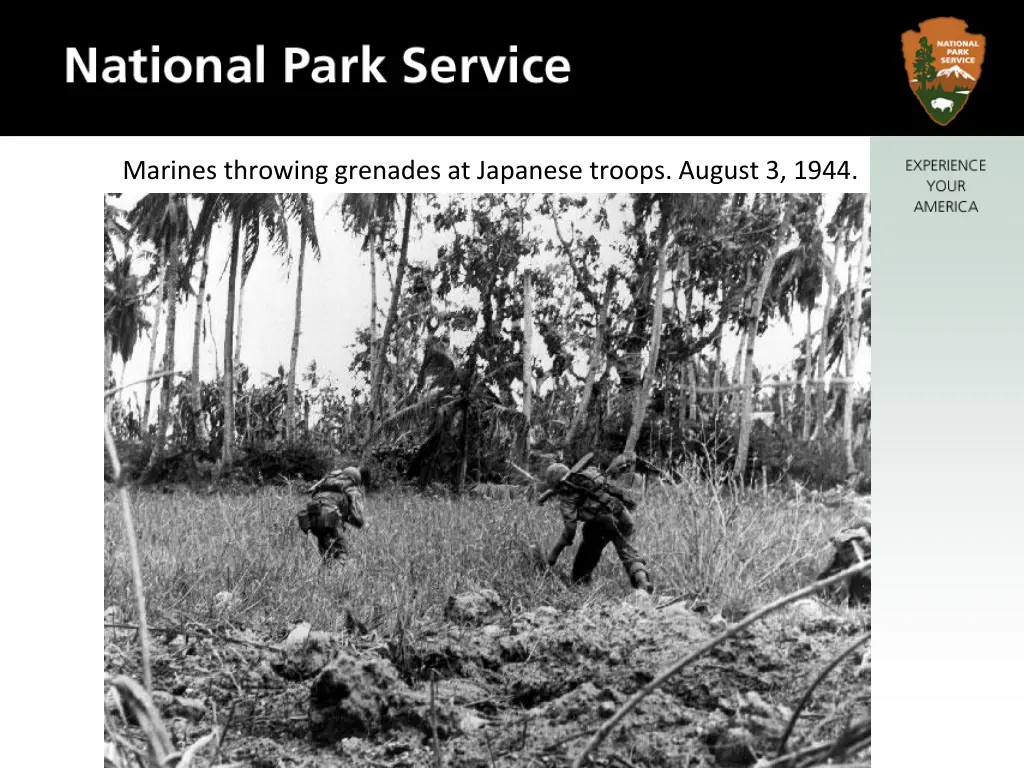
[107,192,871,415]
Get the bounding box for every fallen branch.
[104,622,281,653]
[760,716,870,767]
[105,369,188,398]
[570,560,871,767]
[776,632,870,756]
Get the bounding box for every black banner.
[2,10,1012,136]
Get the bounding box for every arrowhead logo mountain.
[902,17,985,125]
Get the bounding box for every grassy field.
[105,470,863,640]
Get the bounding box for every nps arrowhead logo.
[902,18,985,125]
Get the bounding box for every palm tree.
[337,193,399,418]
[365,338,526,491]
[767,193,827,438]
[104,252,151,391]
[187,193,225,451]
[733,194,793,479]
[621,197,675,461]
[194,194,289,467]
[283,193,321,441]
[128,194,191,473]
[372,193,415,418]
[104,194,129,264]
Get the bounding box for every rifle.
[537,452,594,504]
[507,461,538,484]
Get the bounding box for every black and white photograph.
[104,192,872,767]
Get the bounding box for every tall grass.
[104,474,859,639]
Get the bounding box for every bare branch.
[571,559,872,767]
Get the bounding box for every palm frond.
[367,388,447,445]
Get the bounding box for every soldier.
[816,518,871,607]
[298,466,366,562]
[543,460,653,593]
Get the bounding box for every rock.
[149,690,206,721]
[168,696,206,721]
[857,646,871,678]
[272,630,337,681]
[598,700,617,718]
[459,712,488,733]
[660,601,691,618]
[310,653,402,742]
[481,624,503,638]
[444,589,503,624]
[789,598,828,623]
[284,621,312,646]
[310,652,464,744]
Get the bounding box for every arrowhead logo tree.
[901,17,985,125]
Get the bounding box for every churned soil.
[104,589,870,767]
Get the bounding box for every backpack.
[564,469,638,514]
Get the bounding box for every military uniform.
[545,464,653,593]
[817,518,871,606]
[298,467,366,561]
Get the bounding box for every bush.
[105,439,338,487]
[234,441,335,485]
[746,426,863,491]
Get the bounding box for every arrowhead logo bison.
[902,18,985,125]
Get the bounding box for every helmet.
[340,466,362,486]
[545,463,570,486]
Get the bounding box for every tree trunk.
[234,267,247,371]
[814,244,837,437]
[623,232,672,458]
[207,299,220,381]
[222,211,242,468]
[687,361,698,421]
[146,217,182,474]
[285,236,307,442]
[776,377,787,431]
[732,332,746,386]
[734,206,789,479]
[801,306,813,440]
[142,253,166,432]
[731,263,753,387]
[191,235,212,450]
[565,270,614,448]
[713,321,724,413]
[520,269,534,464]
[372,194,413,418]
[368,227,379,403]
[457,407,470,493]
[104,332,114,392]
[843,201,869,476]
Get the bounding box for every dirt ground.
[104,586,870,767]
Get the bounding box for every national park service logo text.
[901,17,985,126]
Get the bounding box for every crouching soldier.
[816,518,871,607]
[543,461,653,593]
[297,466,366,562]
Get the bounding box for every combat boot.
[631,569,653,594]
